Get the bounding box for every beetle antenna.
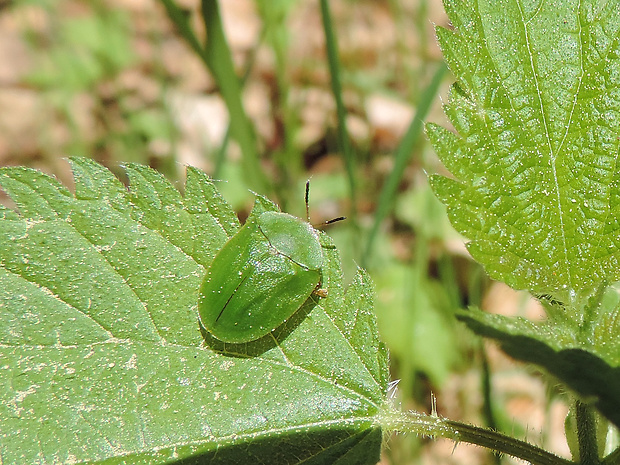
[305,179,345,228]
[305,180,311,222]
[323,216,346,225]
[314,216,346,229]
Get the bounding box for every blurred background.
[0,0,569,463]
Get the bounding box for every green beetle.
[198,188,342,343]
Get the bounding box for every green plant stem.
[319,0,356,218]
[161,0,268,193]
[382,408,574,465]
[576,400,600,465]
[200,0,268,193]
[214,29,263,180]
[362,63,447,266]
[479,342,498,432]
[256,1,298,205]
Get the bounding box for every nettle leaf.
[0,158,387,464]
[428,0,620,426]
[457,306,620,428]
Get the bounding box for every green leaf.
[0,158,387,464]
[428,0,620,427]
[429,0,620,305]
[457,306,620,428]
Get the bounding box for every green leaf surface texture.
[0,159,388,464]
[429,0,620,427]
[429,0,620,304]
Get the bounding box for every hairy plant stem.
[576,400,600,465]
[381,408,574,465]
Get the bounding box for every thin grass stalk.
[362,63,447,266]
[319,0,357,218]
[161,0,268,192]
